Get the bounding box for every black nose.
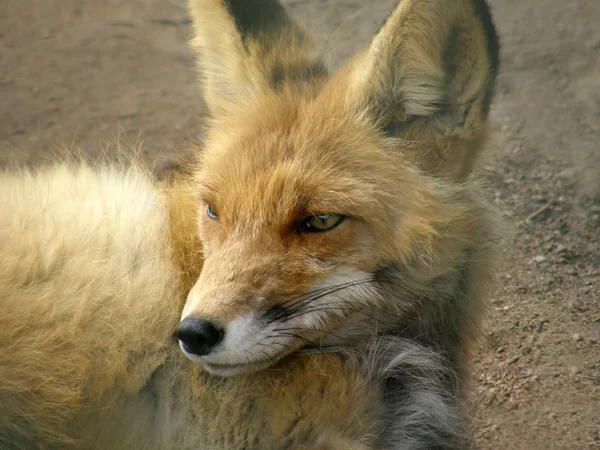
[176,318,223,356]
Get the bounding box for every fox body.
[0,0,501,449]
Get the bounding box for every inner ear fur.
[339,0,500,179]
[188,0,328,119]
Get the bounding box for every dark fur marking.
[441,24,475,119]
[222,0,327,90]
[442,25,461,85]
[470,0,501,114]
[372,261,401,285]
[371,256,474,375]
[222,0,289,39]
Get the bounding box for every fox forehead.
[196,90,416,225]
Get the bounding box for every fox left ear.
[188,0,327,120]
[340,0,500,179]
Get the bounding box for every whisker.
[267,278,375,324]
[271,331,315,347]
[265,278,374,323]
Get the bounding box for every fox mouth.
[178,339,293,376]
[201,358,276,376]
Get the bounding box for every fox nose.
[176,317,223,356]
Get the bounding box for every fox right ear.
[188,0,327,119]
[338,0,500,179]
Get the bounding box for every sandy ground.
[1,0,598,448]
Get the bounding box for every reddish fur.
[0,0,501,448]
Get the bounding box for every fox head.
[176,0,500,376]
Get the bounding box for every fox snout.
[177,243,378,376]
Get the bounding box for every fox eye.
[300,214,345,233]
[206,204,218,220]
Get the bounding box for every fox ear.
[342,0,500,179]
[188,0,327,119]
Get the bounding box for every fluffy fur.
[0,0,502,448]
[0,163,380,449]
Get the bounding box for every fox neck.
[316,247,488,380]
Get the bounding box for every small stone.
[557,168,576,180]
[573,333,583,342]
[554,244,567,254]
[533,255,547,263]
[536,320,549,332]
[507,356,520,365]
[497,347,505,354]
[521,346,532,355]
[570,366,580,375]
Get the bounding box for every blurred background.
[1,0,598,448]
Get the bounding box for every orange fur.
[182,0,501,379]
[1,0,502,448]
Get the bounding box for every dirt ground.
[1,0,598,448]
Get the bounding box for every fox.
[0,0,501,449]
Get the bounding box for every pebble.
[554,244,567,254]
[572,333,583,342]
[533,255,547,263]
[557,168,576,180]
[536,320,549,332]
